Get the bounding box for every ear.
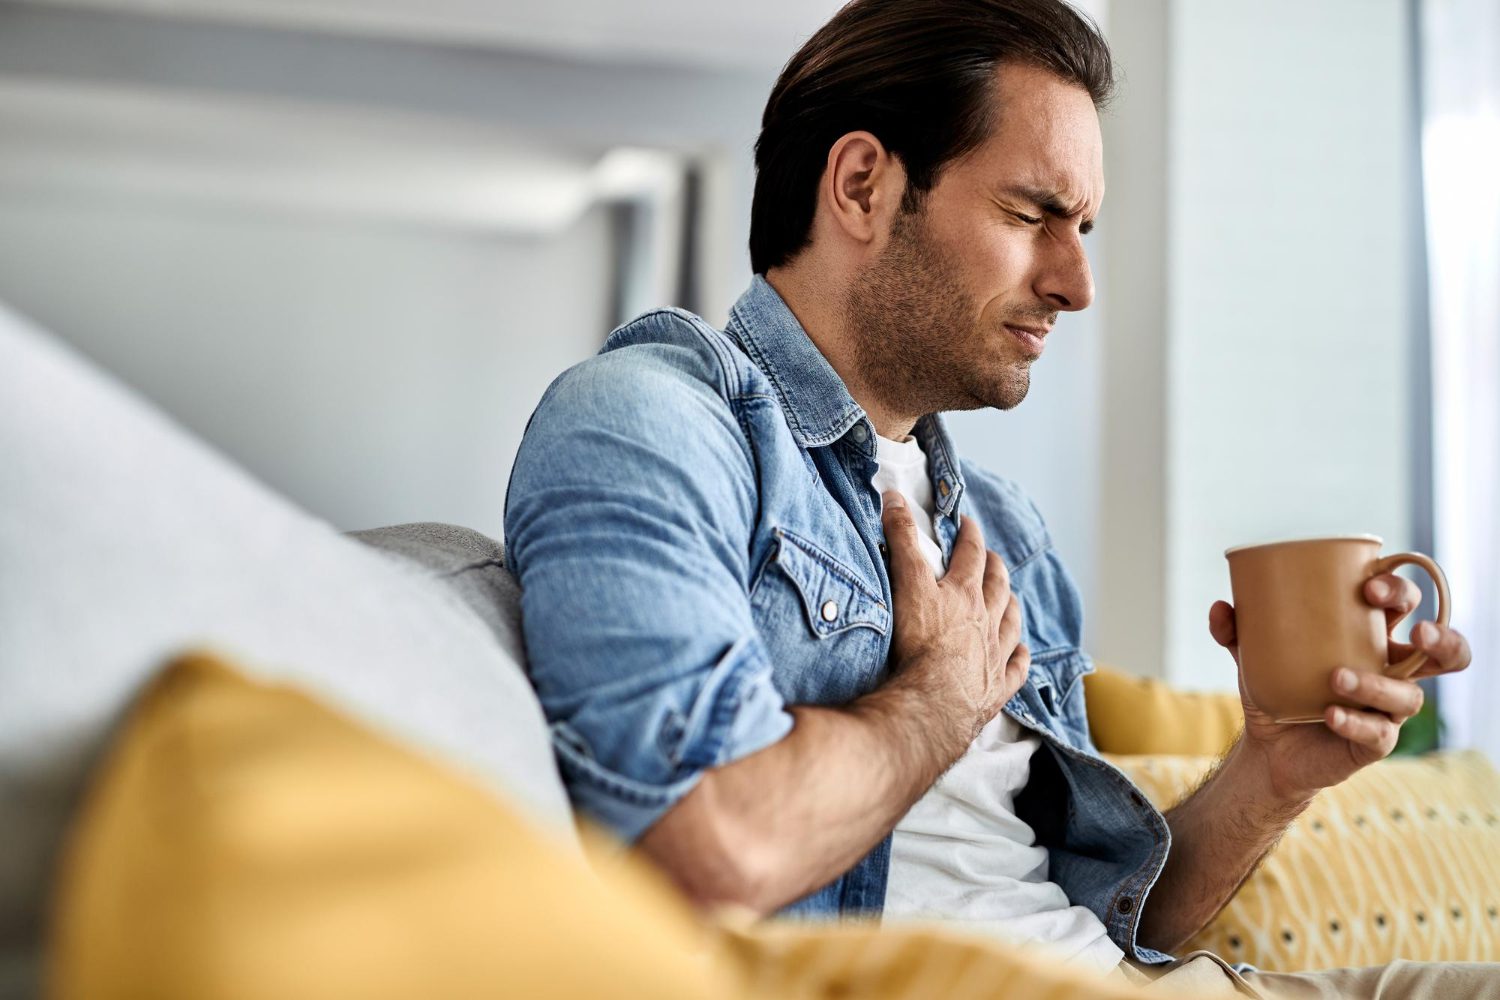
[821,131,905,251]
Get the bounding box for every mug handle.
[1370,551,1452,680]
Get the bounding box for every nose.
[1035,235,1095,312]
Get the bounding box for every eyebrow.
[1001,185,1096,235]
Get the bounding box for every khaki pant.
[1111,950,1500,999]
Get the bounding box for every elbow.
[635,776,783,917]
[649,841,781,918]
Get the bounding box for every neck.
[763,265,918,440]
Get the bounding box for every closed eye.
[1013,212,1043,225]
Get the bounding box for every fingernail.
[1414,622,1436,645]
[1331,707,1346,726]
[883,491,904,510]
[1335,669,1358,693]
[1371,579,1391,599]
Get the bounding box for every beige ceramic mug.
[1224,535,1451,724]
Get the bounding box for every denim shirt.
[504,275,1176,965]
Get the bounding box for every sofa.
[4,301,1498,999]
[1084,669,1500,972]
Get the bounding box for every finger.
[981,549,1011,618]
[1208,600,1238,649]
[1364,574,1422,627]
[1006,641,1031,681]
[1326,704,1399,756]
[1330,667,1424,722]
[946,513,988,582]
[880,492,931,589]
[997,589,1024,650]
[1409,621,1472,673]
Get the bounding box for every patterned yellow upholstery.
[1110,751,1500,971]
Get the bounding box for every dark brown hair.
[749,0,1114,274]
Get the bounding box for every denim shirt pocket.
[758,527,890,639]
[1022,647,1095,751]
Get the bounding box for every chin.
[976,368,1031,412]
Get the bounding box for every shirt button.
[937,479,951,498]
[850,423,869,443]
[1116,897,1135,915]
[820,600,839,622]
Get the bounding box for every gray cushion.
[0,303,571,999]
[347,522,529,669]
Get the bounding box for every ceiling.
[12,0,852,70]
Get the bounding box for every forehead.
[950,62,1105,210]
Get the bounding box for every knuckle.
[884,522,915,546]
[885,506,914,527]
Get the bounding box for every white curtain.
[1422,0,1500,760]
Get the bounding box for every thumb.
[1208,600,1240,655]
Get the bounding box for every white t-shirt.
[872,432,1124,974]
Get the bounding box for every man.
[504,1,1489,994]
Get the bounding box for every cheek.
[965,230,1034,319]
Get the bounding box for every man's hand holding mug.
[1210,535,1472,804]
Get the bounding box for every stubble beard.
[843,207,1034,423]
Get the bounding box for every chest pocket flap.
[1028,647,1091,709]
[766,527,890,638]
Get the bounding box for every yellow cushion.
[1109,750,1500,971]
[49,652,1153,1000]
[48,652,728,1000]
[1085,665,1243,756]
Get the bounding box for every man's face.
[845,62,1104,418]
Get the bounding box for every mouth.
[1003,324,1049,357]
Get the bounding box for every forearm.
[1136,736,1315,952]
[638,664,973,915]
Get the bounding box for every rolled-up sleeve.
[504,336,794,843]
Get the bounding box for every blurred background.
[0,0,1494,754]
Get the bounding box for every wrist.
[857,665,972,773]
[1225,734,1319,818]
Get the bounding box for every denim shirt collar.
[726,274,864,450]
[725,274,965,518]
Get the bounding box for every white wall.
[1095,0,1418,689]
[1166,0,1416,690]
[0,190,613,537]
